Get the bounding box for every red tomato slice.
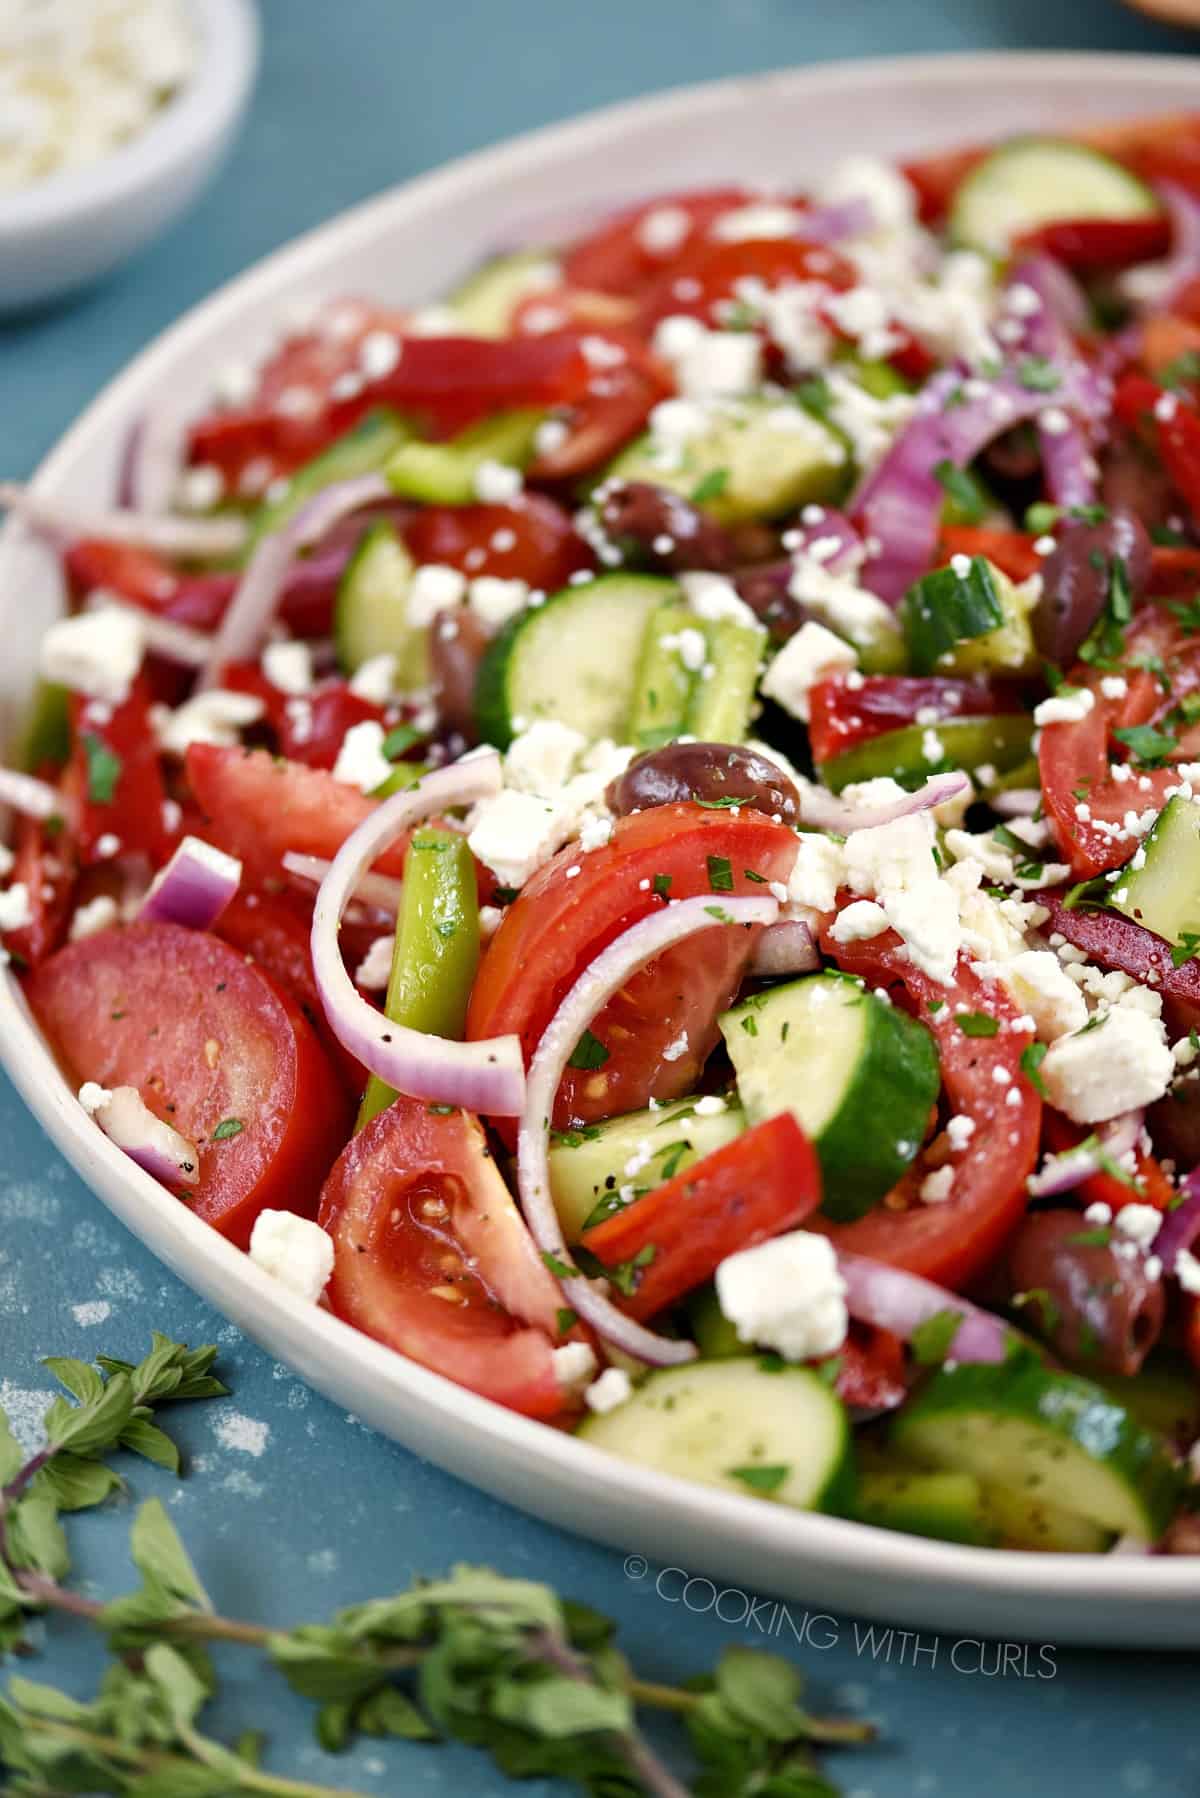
[65,677,171,868]
[1013,215,1171,270]
[1150,546,1200,597]
[1037,606,1198,879]
[402,493,593,589]
[814,920,1042,1290]
[1036,889,1200,1040]
[635,237,855,335]
[27,921,349,1245]
[899,146,986,225]
[1,810,75,969]
[525,331,672,482]
[184,744,414,881]
[318,1097,567,1417]
[562,188,753,296]
[835,1324,908,1413]
[220,665,386,770]
[580,1113,820,1321]
[938,526,1044,584]
[466,804,798,1129]
[807,674,1014,765]
[1041,1110,1175,1214]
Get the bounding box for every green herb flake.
[1172,930,1200,969]
[933,458,986,522]
[81,733,122,805]
[652,871,672,898]
[726,1463,790,1494]
[706,853,734,893]
[1016,355,1061,393]
[540,1249,575,1279]
[690,467,730,504]
[909,1309,965,1366]
[957,1012,999,1038]
[1020,1041,1048,1097]
[210,1118,244,1142]
[1113,721,1177,768]
[568,1029,610,1071]
[555,1307,578,1336]
[381,723,422,761]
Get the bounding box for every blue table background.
[4,2,1200,1792]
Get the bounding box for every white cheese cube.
[39,608,145,706]
[1040,1009,1174,1123]
[408,563,467,628]
[261,640,314,696]
[249,1210,335,1303]
[715,1229,848,1361]
[467,789,573,890]
[504,721,586,797]
[331,720,393,794]
[973,950,1088,1043]
[760,622,857,723]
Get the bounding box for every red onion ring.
[1026,1109,1144,1199]
[797,769,969,834]
[92,1085,200,1186]
[1151,1166,1200,1273]
[0,766,60,821]
[838,1251,1010,1363]
[199,473,390,688]
[749,920,820,977]
[282,850,403,915]
[138,837,242,930]
[517,892,779,1366]
[311,753,526,1114]
[1007,256,1103,510]
[0,481,246,560]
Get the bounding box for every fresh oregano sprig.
[0,1336,874,1796]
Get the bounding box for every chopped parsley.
[1171,930,1200,969]
[555,1307,578,1336]
[726,1464,790,1494]
[1016,355,1061,393]
[605,1243,657,1297]
[568,1029,610,1071]
[690,467,729,505]
[706,853,734,893]
[1078,555,1132,670]
[1169,594,1200,636]
[1112,721,1177,768]
[652,872,672,898]
[1019,1041,1048,1097]
[381,723,423,760]
[540,1250,576,1279]
[210,1118,244,1142]
[957,1012,999,1038]
[933,458,987,523]
[909,1309,965,1366]
[81,734,122,805]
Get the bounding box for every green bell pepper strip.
[356,826,482,1130]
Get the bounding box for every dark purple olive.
[1032,506,1152,665]
[731,561,807,644]
[599,481,742,573]
[432,609,491,744]
[1007,1208,1164,1377]
[1147,1072,1200,1171]
[607,741,801,823]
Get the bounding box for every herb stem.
[13,1567,271,1647]
[534,1631,694,1798]
[13,1719,372,1798]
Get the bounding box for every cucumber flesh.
[978,1481,1113,1554]
[685,616,766,744]
[720,972,940,1222]
[549,1097,745,1243]
[855,1469,999,1547]
[447,250,560,338]
[889,1359,1181,1542]
[950,137,1160,256]
[385,408,545,505]
[627,600,700,748]
[817,713,1034,793]
[474,572,678,748]
[1110,795,1200,949]
[578,1357,855,1514]
[333,521,423,682]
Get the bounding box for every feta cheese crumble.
[715,1229,848,1361]
[248,1210,335,1304]
[1040,1010,1174,1124]
[760,621,857,722]
[331,720,393,794]
[584,1367,633,1414]
[39,608,145,706]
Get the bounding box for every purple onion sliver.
[749,920,820,977]
[801,196,874,243]
[837,1251,1010,1364]
[796,769,969,835]
[0,481,246,559]
[1026,1109,1144,1200]
[94,1085,200,1186]
[138,837,242,930]
[1150,1168,1200,1274]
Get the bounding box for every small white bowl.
[0,0,259,315]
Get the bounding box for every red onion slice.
[1026,1110,1144,1199]
[1006,256,1103,510]
[0,482,246,560]
[1138,181,1200,315]
[749,920,820,977]
[517,892,779,1366]
[991,787,1043,818]
[90,1084,200,1186]
[282,850,403,915]
[797,769,969,834]
[199,473,390,688]
[838,1251,1010,1363]
[138,836,242,930]
[121,403,194,515]
[0,766,61,821]
[1152,1166,1200,1273]
[801,196,874,242]
[311,754,526,1114]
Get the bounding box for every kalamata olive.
[606,741,801,823]
[599,481,742,572]
[731,562,807,643]
[1148,1074,1200,1171]
[1032,506,1153,665]
[432,609,491,744]
[1007,1207,1164,1376]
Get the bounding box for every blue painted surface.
[3,2,1200,1792]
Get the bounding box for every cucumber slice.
[950,137,1160,256]
[603,394,848,524]
[578,1357,855,1513]
[627,600,700,748]
[1093,1356,1200,1449]
[685,616,767,744]
[475,573,677,748]
[719,973,940,1223]
[447,250,559,337]
[385,408,545,505]
[903,555,1007,674]
[250,408,411,550]
[1110,795,1200,949]
[20,680,70,772]
[890,1359,1182,1542]
[686,1283,744,1359]
[855,1469,999,1547]
[818,713,1034,793]
[333,521,423,682]
[549,1097,745,1243]
[977,1481,1112,1554]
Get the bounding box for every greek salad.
[6,111,1200,1557]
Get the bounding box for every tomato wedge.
[938,526,1043,585]
[815,921,1042,1289]
[1038,606,1199,879]
[402,493,593,589]
[1013,215,1171,271]
[220,665,386,770]
[185,744,416,881]
[0,810,75,969]
[807,674,1014,765]
[1041,1110,1175,1215]
[318,1097,567,1417]
[562,188,752,296]
[466,804,798,1128]
[635,236,854,334]
[580,1113,820,1321]
[27,922,349,1245]
[64,677,171,868]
